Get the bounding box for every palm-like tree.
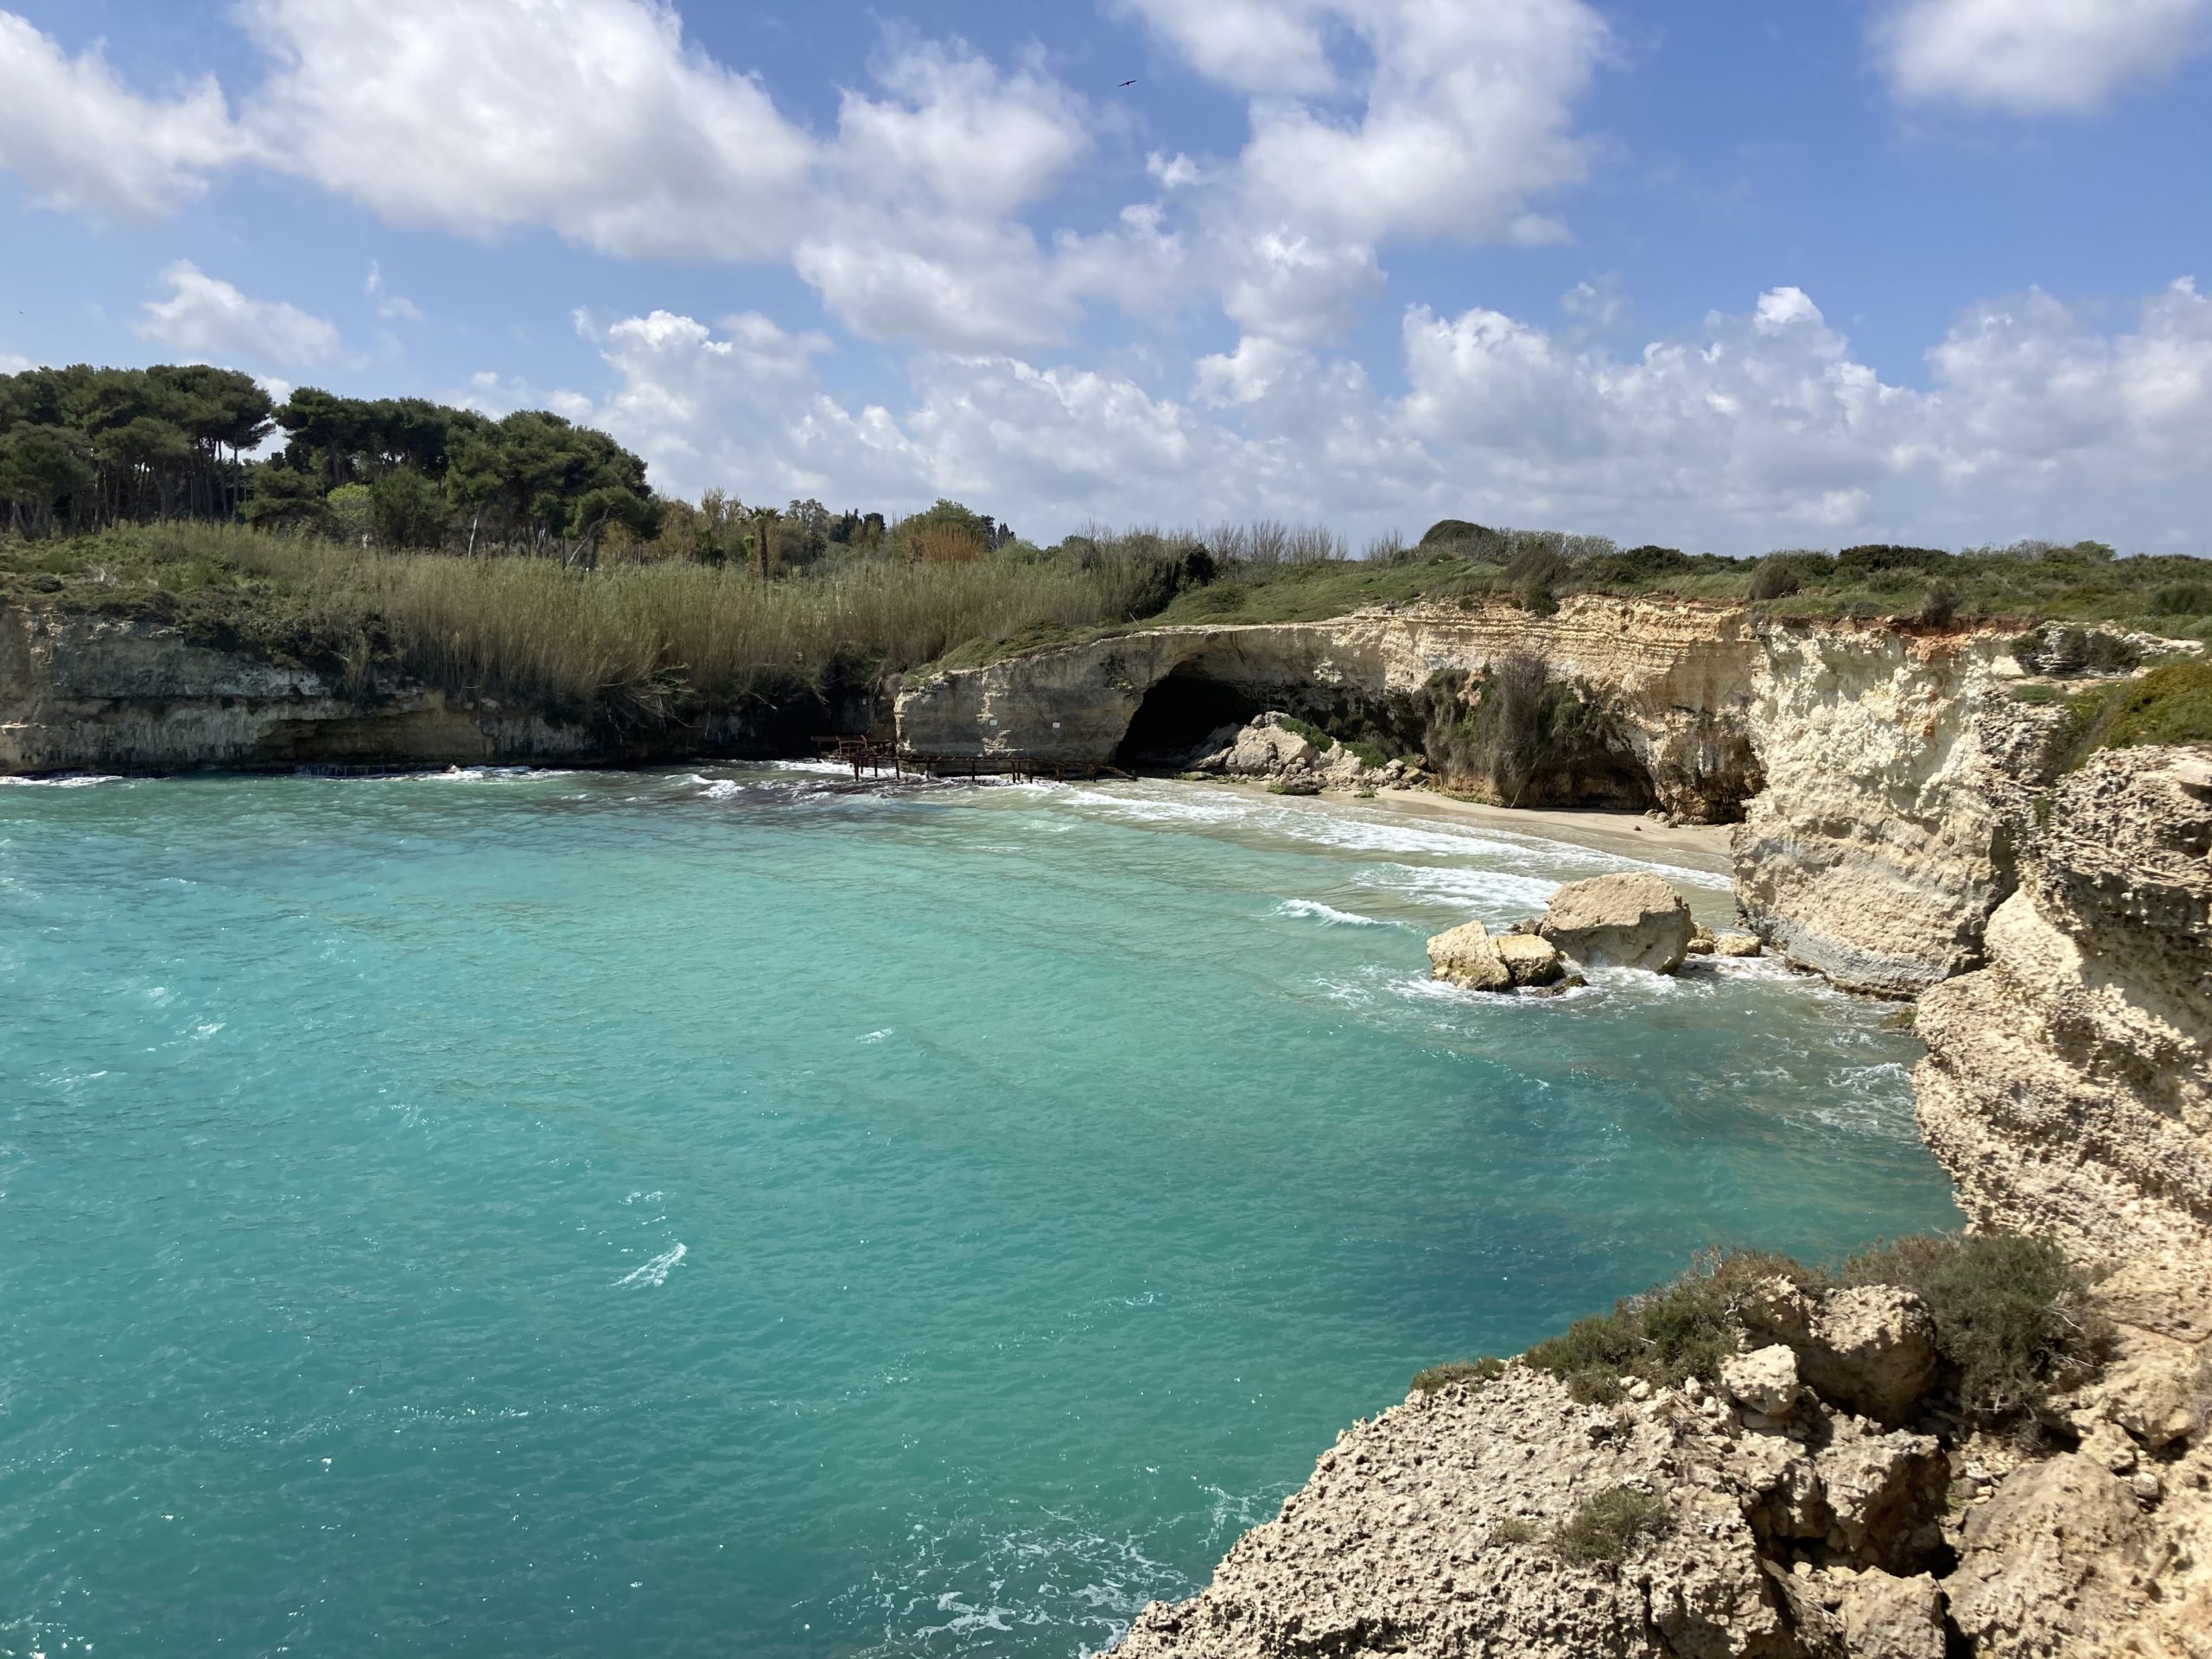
[749,505,780,587]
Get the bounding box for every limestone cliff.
[898,598,1764,821]
[898,601,2038,995]
[1727,627,2018,995]
[1916,741,2212,1338]
[0,607,870,772]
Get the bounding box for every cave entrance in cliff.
[1115,669,1262,770]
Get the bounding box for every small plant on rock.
[1554,1486,1669,1564]
[1411,1356,1507,1396]
[1525,1249,1824,1405]
[1490,1517,1539,1546]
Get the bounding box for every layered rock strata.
[1915,743,2212,1337]
[897,599,1764,820]
[899,601,2047,995]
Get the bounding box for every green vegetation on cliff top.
[4,516,2209,745]
[1416,1233,2113,1423]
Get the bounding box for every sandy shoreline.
[1182,775,1735,878]
[1367,787,1734,876]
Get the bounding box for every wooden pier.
[815,735,1131,784]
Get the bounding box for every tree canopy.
[0,366,659,563]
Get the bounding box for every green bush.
[1748,556,1802,601]
[1918,579,1959,626]
[1555,1486,1669,1564]
[2054,660,2212,768]
[1525,1249,1825,1404]
[1278,715,1335,751]
[1837,543,1952,577]
[2151,582,2212,617]
[1490,1517,1539,1546]
[1842,1234,2113,1417]
[1412,1356,1506,1396]
[1507,544,1567,613]
[1346,738,1390,769]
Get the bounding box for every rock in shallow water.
[1539,872,1695,973]
[1426,924,1565,992]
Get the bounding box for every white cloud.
[226,2,1093,352]
[132,261,344,369]
[0,12,251,218]
[0,0,1607,359]
[1235,1,1605,246]
[238,0,813,258]
[0,350,31,374]
[1110,0,1339,93]
[561,280,2212,555]
[365,262,423,322]
[1876,0,2210,114]
[1096,0,1608,347]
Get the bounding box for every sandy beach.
[1366,787,1734,876]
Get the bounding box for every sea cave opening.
[1114,669,1264,769]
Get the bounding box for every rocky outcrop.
[1915,744,2212,1339]
[1108,1281,1982,1659]
[897,598,1765,820]
[0,608,868,772]
[1426,920,1565,992]
[1540,872,1695,973]
[1190,713,1405,791]
[1727,628,2018,996]
[897,603,2093,995]
[1114,1366,1823,1659]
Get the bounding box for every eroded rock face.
[897,606,2109,995]
[896,598,1764,818]
[1798,1289,1942,1432]
[0,609,861,772]
[1540,872,1695,973]
[1110,1368,1802,1659]
[1729,626,2018,996]
[1914,746,2212,1340]
[1723,1346,1803,1418]
[1426,921,1512,992]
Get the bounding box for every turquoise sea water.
[0,766,1959,1658]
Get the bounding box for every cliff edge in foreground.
[1106,737,2212,1659]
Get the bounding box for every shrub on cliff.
[2039,660,2212,770]
[1411,1357,1506,1396]
[1525,1249,1826,1404]
[1748,555,1802,600]
[1843,1234,2113,1418]
[1555,1486,1670,1564]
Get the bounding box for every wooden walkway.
[815,735,1131,784]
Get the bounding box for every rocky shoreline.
[1095,715,2210,1654]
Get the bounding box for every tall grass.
[3,523,1196,714]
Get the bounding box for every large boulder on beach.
[1538,873,1695,973]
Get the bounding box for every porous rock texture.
[1916,743,2212,1340]
[1192,713,1401,791]
[1426,921,1564,992]
[1108,1320,1966,1659]
[1727,626,2018,996]
[1540,872,1695,973]
[897,597,1762,820]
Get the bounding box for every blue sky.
[2,0,2209,554]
